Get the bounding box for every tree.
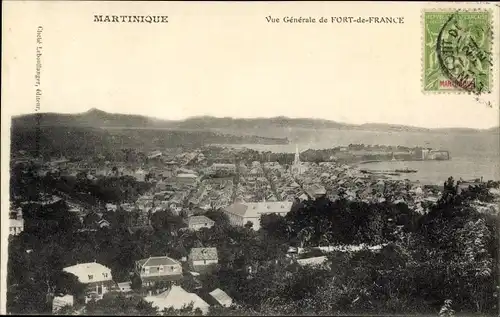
[319,232,334,247]
[206,210,230,227]
[150,210,185,232]
[53,271,85,299]
[85,293,157,315]
[297,226,314,248]
[440,176,458,204]
[207,305,261,316]
[131,274,142,291]
[260,213,287,241]
[54,304,77,315]
[161,303,203,316]
[439,300,455,317]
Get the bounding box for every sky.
[2,1,500,129]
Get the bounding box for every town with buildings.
[7,140,500,316]
[6,1,500,314]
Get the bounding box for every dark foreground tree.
[85,293,157,315]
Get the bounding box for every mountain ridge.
[11,109,499,133]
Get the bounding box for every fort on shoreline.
[229,144,451,165]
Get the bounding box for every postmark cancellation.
[422,9,494,94]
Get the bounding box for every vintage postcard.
[1,1,499,316]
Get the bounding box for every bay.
[223,128,500,185]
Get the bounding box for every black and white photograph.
[1,1,500,316]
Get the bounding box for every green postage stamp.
[422,9,493,94]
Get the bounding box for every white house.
[52,295,74,313]
[9,219,24,236]
[296,256,328,267]
[223,201,293,230]
[117,281,132,293]
[188,247,218,272]
[135,256,183,286]
[176,173,198,185]
[303,183,327,200]
[145,285,210,315]
[208,163,236,176]
[62,262,113,303]
[134,168,147,182]
[185,216,215,231]
[209,288,233,307]
[105,203,118,212]
[148,151,163,159]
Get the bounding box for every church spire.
[294,145,300,165]
[292,144,303,176]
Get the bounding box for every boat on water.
[359,160,383,164]
[395,168,418,173]
[359,169,401,176]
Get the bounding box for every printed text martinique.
[94,15,169,23]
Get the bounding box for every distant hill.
[485,126,500,134]
[12,108,498,133]
[12,108,172,129]
[10,126,288,159]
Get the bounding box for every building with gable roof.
[135,256,183,287]
[223,201,293,230]
[303,183,327,200]
[9,218,24,236]
[62,262,113,302]
[208,288,233,307]
[9,207,24,236]
[52,295,74,313]
[188,247,218,272]
[148,150,163,159]
[176,173,198,185]
[145,285,210,315]
[207,163,236,177]
[185,215,215,231]
[296,256,329,267]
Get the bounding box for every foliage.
[7,171,499,316]
[53,271,86,298]
[85,293,157,315]
[54,304,78,315]
[161,303,203,316]
[439,300,455,317]
[81,176,153,204]
[131,274,142,291]
[150,210,186,232]
[205,210,230,227]
[11,125,287,159]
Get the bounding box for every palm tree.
[439,299,455,317]
[298,226,314,249]
[319,232,334,248]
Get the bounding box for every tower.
[294,145,300,166]
[292,145,303,176]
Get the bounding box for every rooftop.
[297,256,328,267]
[177,173,198,178]
[63,262,112,284]
[9,219,24,227]
[304,183,327,197]
[209,288,233,307]
[189,247,218,261]
[145,285,210,314]
[137,256,181,268]
[186,215,215,227]
[212,163,236,168]
[224,201,293,218]
[140,274,183,283]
